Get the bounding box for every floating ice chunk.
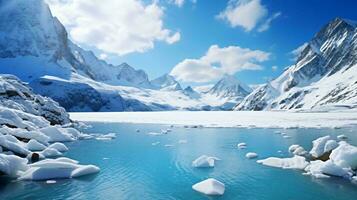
[283,135,291,139]
[96,133,116,140]
[164,144,174,147]
[148,132,162,136]
[178,139,187,144]
[237,143,247,149]
[19,159,100,181]
[0,154,28,177]
[71,165,100,178]
[40,127,74,142]
[61,128,82,139]
[309,136,331,158]
[46,180,57,184]
[305,160,353,179]
[324,140,338,153]
[26,139,47,151]
[289,145,307,156]
[337,134,348,140]
[192,178,225,196]
[41,147,62,158]
[257,156,309,170]
[246,152,258,159]
[192,155,220,168]
[330,142,357,169]
[48,142,68,152]
[288,145,300,153]
[352,176,357,184]
[151,142,160,146]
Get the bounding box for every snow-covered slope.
[209,75,251,101]
[0,0,252,111]
[236,18,357,111]
[151,74,182,91]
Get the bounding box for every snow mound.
[19,159,100,181]
[192,178,225,196]
[257,156,309,170]
[26,139,47,151]
[246,152,258,159]
[0,154,28,177]
[192,155,220,168]
[48,142,68,152]
[40,127,74,142]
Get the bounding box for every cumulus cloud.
[217,0,280,32]
[271,65,278,71]
[99,53,108,60]
[290,42,308,61]
[46,0,180,55]
[171,0,185,7]
[170,45,270,83]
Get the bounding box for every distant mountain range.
[0,0,356,112]
[235,18,357,111]
[0,0,251,111]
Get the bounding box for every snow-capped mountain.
[151,74,182,91]
[183,86,200,99]
[236,18,357,111]
[0,0,252,111]
[209,75,252,101]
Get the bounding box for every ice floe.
[237,143,247,149]
[192,178,225,196]
[337,134,348,140]
[26,139,47,151]
[246,152,258,159]
[19,158,100,181]
[330,141,357,169]
[257,156,309,170]
[192,155,220,168]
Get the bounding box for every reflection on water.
[1,123,357,200]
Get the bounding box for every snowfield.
[70,111,357,129]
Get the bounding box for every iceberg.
[48,142,68,152]
[237,143,247,149]
[309,136,331,158]
[26,139,47,151]
[192,155,220,168]
[192,178,225,196]
[257,156,309,170]
[305,160,352,179]
[330,142,357,169]
[246,152,258,159]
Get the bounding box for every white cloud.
[170,45,270,83]
[46,0,180,56]
[218,0,280,32]
[172,0,185,7]
[290,42,308,61]
[258,12,281,32]
[271,65,278,71]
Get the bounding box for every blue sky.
[47,0,357,86]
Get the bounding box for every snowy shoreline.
[70,111,357,129]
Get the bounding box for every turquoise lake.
[1,123,357,200]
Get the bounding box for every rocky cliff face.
[236,18,357,111]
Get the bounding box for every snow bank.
[69,111,357,129]
[26,139,46,151]
[246,152,258,159]
[257,156,309,170]
[192,178,225,196]
[40,127,74,142]
[192,155,220,168]
[48,142,68,152]
[19,159,100,181]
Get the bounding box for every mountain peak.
[151,74,182,90]
[209,75,251,99]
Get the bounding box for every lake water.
[1,123,357,200]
